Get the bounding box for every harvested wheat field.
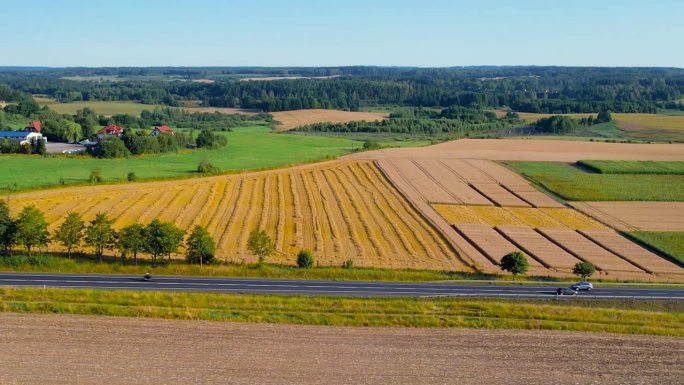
[3,313,683,385]
[571,202,684,231]
[346,138,684,162]
[434,204,684,277]
[271,109,389,131]
[181,106,259,115]
[8,161,463,270]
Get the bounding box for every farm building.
[0,130,45,145]
[25,121,42,133]
[150,125,174,136]
[96,124,124,141]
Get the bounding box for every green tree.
[0,200,15,255]
[85,213,116,262]
[195,129,227,149]
[118,223,146,264]
[573,261,597,280]
[500,251,529,280]
[144,219,185,267]
[64,121,83,143]
[185,225,215,266]
[247,229,274,266]
[596,110,613,123]
[13,204,49,256]
[98,137,130,158]
[296,249,314,268]
[53,211,84,258]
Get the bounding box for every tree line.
[2,66,683,113]
[0,200,215,266]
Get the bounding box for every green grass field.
[1,288,682,335]
[0,126,360,192]
[33,97,166,116]
[626,232,684,266]
[508,162,684,201]
[578,160,684,175]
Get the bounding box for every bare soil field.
[571,202,684,231]
[346,138,684,162]
[2,313,681,385]
[271,109,389,131]
[8,161,461,270]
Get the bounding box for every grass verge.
[1,288,682,336]
[508,161,684,201]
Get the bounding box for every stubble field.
[271,109,389,131]
[7,161,461,270]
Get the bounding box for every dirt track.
[1,313,682,385]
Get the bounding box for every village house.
[96,124,124,142]
[0,121,46,145]
[150,125,174,136]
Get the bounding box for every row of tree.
[500,251,596,280]
[4,66,682,113]
[0,201,215,266]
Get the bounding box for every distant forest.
[1,66,683,113]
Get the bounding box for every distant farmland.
[271,109,389,131]
[33,97,165,116]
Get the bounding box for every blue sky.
[1,0,681,67]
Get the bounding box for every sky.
[1,0,682,67]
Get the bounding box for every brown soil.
[1,313,682,385]
[271,109,389,131]
[345,138,684,161]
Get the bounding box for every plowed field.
[8,161,462,270]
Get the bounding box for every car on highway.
[556,287,578,296]
[571,281,594,291]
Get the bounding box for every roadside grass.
[625,232,684,267]
[577,160,684,175]
[1,287,682,336]
[507,161,684,201]
[0,254,680,285]
[0,125,360,192]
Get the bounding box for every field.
[2,311,683,385]
[515,112,684,142]
[7,161,461,270]
[570,202,684,231]
[626,232,684,266]
[578,160,684,174]
[271,109,389,131]
[0,126,360,192]
[509,162,684,201]
[33,96,166,116]
[356,141,684,280]
[346,138,684,162]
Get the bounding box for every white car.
[571,281,594,291]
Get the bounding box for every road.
[1,272,683,299]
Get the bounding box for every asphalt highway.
[1,272,683,299]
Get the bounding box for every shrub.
[127,172,137,182]
[573,261,597,280]
[342,259,354,269]
[296,249,314,268]
[197,160,221,174]
[89,168,103,183]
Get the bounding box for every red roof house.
[25,121,42,133]
[150,125,174,136]
[96,124,124,141]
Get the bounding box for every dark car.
[556,287,578,296]
[571,281,594,291]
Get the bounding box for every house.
[150,125,174,136]
[25,121,42,133]
[96,124,124,141]
[0,130,45,145]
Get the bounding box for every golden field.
[7,161,463,270]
